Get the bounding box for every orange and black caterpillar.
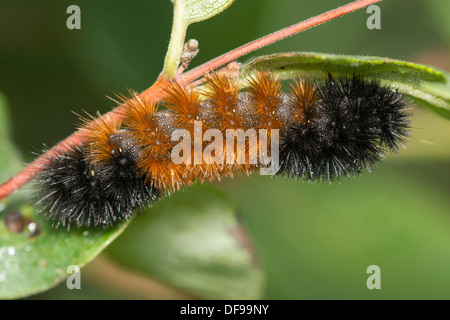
[36,71,410,229]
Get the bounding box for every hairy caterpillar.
[36,71,410,229]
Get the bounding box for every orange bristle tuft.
[163,78,229,183]
[202,73,258,176]
[246,71,284,131]
[202,73,246,132]
[122,91,160,145]
[290,79,319,123]
[246,71,282,113]
[163,80,202,133]
[138,155,187,194]
[79,113,121,166]
[121,91,185,193]
[244,72,283,170]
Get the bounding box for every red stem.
[0,0,382,201]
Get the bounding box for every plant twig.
[162,0,188,78]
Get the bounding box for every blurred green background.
[1,0,450,299]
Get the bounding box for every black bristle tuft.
[36,136,159,229]
[314,76,384,180]
[371,86,410,152]
[277,76,409,182]
[99,133,160,217]
[278,87,322,180]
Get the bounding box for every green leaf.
[0,202,130,299]
[184,0,236,24]
[242,52,450,119]
[107,184,264,300]
[0,95,130,299]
